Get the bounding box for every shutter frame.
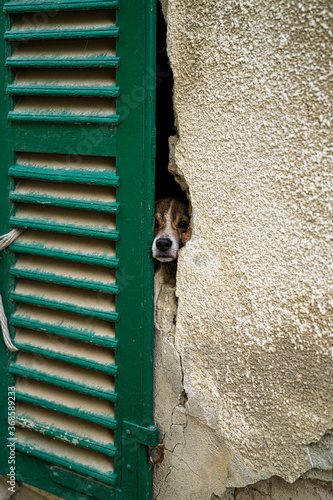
[0,0,157,498]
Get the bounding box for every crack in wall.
[153,260,234,500]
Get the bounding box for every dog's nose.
[156,238,172,251]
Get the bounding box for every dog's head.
[152,197,190,262]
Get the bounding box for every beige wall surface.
[154,1,333,498]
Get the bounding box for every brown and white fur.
[152,198,190,262]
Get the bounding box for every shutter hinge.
[123,420,158,447]
[122,420,165,464]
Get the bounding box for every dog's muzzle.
[152,235,178,262]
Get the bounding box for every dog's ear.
[181,227,191,246]
[188,199,192,217]
[182,199,191,245]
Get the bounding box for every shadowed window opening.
[155,3,187,204]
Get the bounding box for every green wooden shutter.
[0,1,156,499]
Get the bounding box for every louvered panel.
[6,10,119,126]
[7,140,120,492]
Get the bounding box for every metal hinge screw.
[148,444,165,465]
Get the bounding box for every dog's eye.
[154,219,159,229]
[178,220,189,229]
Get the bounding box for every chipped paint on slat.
[10,241,119,267]
[16,402,115,454]
[10,292,119,322]
[11,309,118,349]
[15,381,117,429]
[14,341,118,376]
[4,0,119,13]
[15,428,116,485]
[8,111,120,125]
[6,56,120,68]
[9,193,119,213]
[10,269,119,294]
[10,363,118,402]
[5,27,119,41]
[9,165,119,186]
[7,85,121,98]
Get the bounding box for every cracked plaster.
[154,0,333,498]
[153,265,235,500]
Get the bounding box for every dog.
[152,198,190,262]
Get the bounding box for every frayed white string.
[0,228,24,251]
[0,294,18,352]
[0,228,25,352]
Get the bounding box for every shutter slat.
[11,293,118,322]
[5,27,119,41]
[6,9,118,40]
[11,274,118,294]
[8,67,118,96]
[10,242,118,268]
[10,231,118,267]
[4,0,119,13]
[15,429,116,486]
[10,205,119,239]
[10,358,117,402]
[7,84,120,97]
[9,192,119,213]
[16,418,116,457]
[12,255,117,286]
[11,280,117,319]
[16,403,116,456]
[9,178,119,212]
[11,255,119,293]
[14,342,117,376]
[15,394,117,430]
[9,165,119,186]
[15,379,117,429]
[14,328,117,375]
[8,110,120,125]
[10,365,117,402]
[11,306,118,348]
[9,96,118,125]
[16,417,116,457]
[6,55,120,68]
[10,218,119,240]
[6,37,118,68]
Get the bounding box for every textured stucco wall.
[154,1,333,498]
